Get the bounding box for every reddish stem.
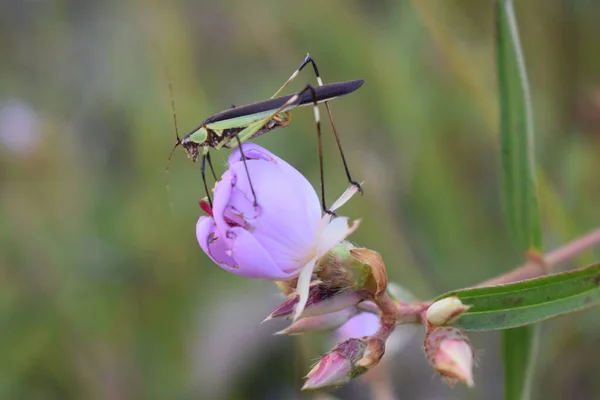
[477,228,600,287]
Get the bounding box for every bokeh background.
[1,0,599,399]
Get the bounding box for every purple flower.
[335,306,416,356]
[196,144,360,318]
[336,312,380,342]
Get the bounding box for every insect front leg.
[228,122,273,208]
[200,150,213,207]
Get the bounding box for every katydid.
[167,54,363,214]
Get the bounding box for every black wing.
[202,80,364,125]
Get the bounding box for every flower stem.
[477,228,600,287]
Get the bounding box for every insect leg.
[234,83,336,214]
[307,83,335,216]
[302,56,363,195]
[272,54,363,195]
[206,151,217,181]
[270,53,315,98]
[234,136,258,207]
[200,153,213,208]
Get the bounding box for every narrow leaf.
[495,0,542,399]
[502,326,538,400]
[497,0,540,251]
[436,263,600,331]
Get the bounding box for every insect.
[167,54,363,214]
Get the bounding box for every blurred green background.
[1,0,599,399]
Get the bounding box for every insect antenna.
[161,59,182,211]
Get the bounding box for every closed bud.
[316,245,387,298]
[264,282,367,321]
[303,351,352,390]
[356,337,385,369]
[349,248,388,297]
[276,307,358,335]
[303,337,380,390]
[426,296,471,326]
[424,326,475,387]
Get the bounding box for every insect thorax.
[220,117,288,148]
[187,114,289,152]
[182,141,200,162]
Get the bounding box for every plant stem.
[477,228,600,287]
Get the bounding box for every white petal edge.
[292,255,318,322]
[330,183,362,212]
[316,217,361,259]
[291,217,360,322]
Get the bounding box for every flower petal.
[226,226,295,280]
[228,143,284,165]
[316,217,361,259]
[330,183,362,212]
[196,216,236,269]
[292,255,318,321]
[211,169,235,242]
[225,161,321,272]
[336,312,380,342]
[276,307,358,335]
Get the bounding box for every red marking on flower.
[199,199,214,217]
[225,216,241,228]
[200,199,241,227]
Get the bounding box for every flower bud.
[315,245,388,298]
[264,282,367,321]
[356,338,385,369]
[303,338,380,390]
[424,326,474,387]
[426,296,471,326]
[303,351,352,390]
[349,248,388,297]
[276,307,358,335]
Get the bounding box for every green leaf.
[436,263,600,331]
[495,0,542,398]
[502,326,539,400]
[496,0,540,251]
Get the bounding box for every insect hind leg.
[230,83,342,215]
[273,55,363,197]
[270,53,316,99]
[303,55,363,195]
[304,84,336,216]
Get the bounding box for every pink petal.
[435,339,474,387]
[277,307,358,335]
[227,227,294,279]
[196,216,236,269]
[228,144,283,165]
[211,169,235,245]
[303,352,351,390]
[336,312,380,342]
[224,161,321,272]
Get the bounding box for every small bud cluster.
[264,244,391,388]
[194,144,476,391]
